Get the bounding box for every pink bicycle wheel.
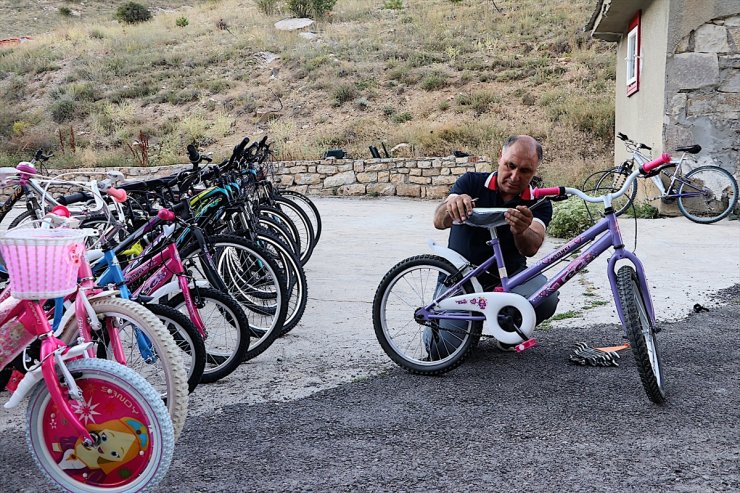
[25,358,174,492]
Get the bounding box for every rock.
[718,70,740,93]
[324,171,356,187]
[667,53,719,90]
[274,18,314,31]
[254,51,280,64]
[694,24,730,53]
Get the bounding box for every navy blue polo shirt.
[448,172,552,286]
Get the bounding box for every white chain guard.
[436,292,536,344]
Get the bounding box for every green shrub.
[255,0,280,15]
[392,111,413,123]
[58,6,72,16]
[420,72,449,91]
[51,99,83,123]
[548,199,593,239]
[114,2,152,24]
[175,16,189,27]
[332,84,356,106]
[354,97,370,110]
[456,91,500,115]
[625,202,660,219]
[384,0,404,9]
[287,0,336,18]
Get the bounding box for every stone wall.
[270,155,492,199]
[665,14,739,177]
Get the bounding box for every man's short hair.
[503,135,543,164]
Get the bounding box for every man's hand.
[506,205,545,257]
[433,193,476,229]
[504,205,533,235]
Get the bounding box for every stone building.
[585,1,738,184]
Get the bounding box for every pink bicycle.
[0,227,174,491]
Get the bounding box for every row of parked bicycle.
[0,135,320,491]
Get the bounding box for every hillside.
[0,0,616,185]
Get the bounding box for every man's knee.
[511,273,559,325]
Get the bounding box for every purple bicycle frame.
[424,211,656,330]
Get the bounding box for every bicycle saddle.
[463,207,509,228]
[675,144,701,154]
[119,176,178,191]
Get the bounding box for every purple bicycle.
[373,153,673,404]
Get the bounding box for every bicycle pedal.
[5,369,24,393]
[515,338,537,352]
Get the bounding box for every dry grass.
[0,0,616,185]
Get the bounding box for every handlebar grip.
[107,187,128,203]
[640,153,671,174]
[187,143,200,163]
[56,191,93,205]
[617,132,628,141]
[533,187,565,199]
[50,205,71,218]
[15,162,37,175]
[157,208,176,222]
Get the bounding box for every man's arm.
[505,205,545,257]
[433,193,476,229]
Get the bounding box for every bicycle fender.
[437,292,536,345]
[149,279,210,301]
[53,290,119,337]
[427,240,484,292]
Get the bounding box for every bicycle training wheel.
[676,166,738,223]
[26,358,174,492]
[60,297,189,439]
[615,265,666,404]
[373,254,481,375]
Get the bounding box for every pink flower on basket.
[67,243,82,266]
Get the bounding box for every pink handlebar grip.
[107,187,128,203]
[533,187,564,199]
[50,205,71,218]
[15,162,37,175]
[157,209,176,222]
[640,153,671,173]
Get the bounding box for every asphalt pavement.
[0,196,738,492]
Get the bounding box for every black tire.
[7,209,37,229]
[259,205,302,259]
[616,265,666,404]
[259,215,300,258]
[372,255,481,375]
[179,234,288,361]
[278,189,322,244]
[168,287,251,381]
[145,302,206,393]
[255,229,308,335]
[273,196,316,260]
[594,168,639,216]
[676,166,738,223]
[261,202,314,265]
